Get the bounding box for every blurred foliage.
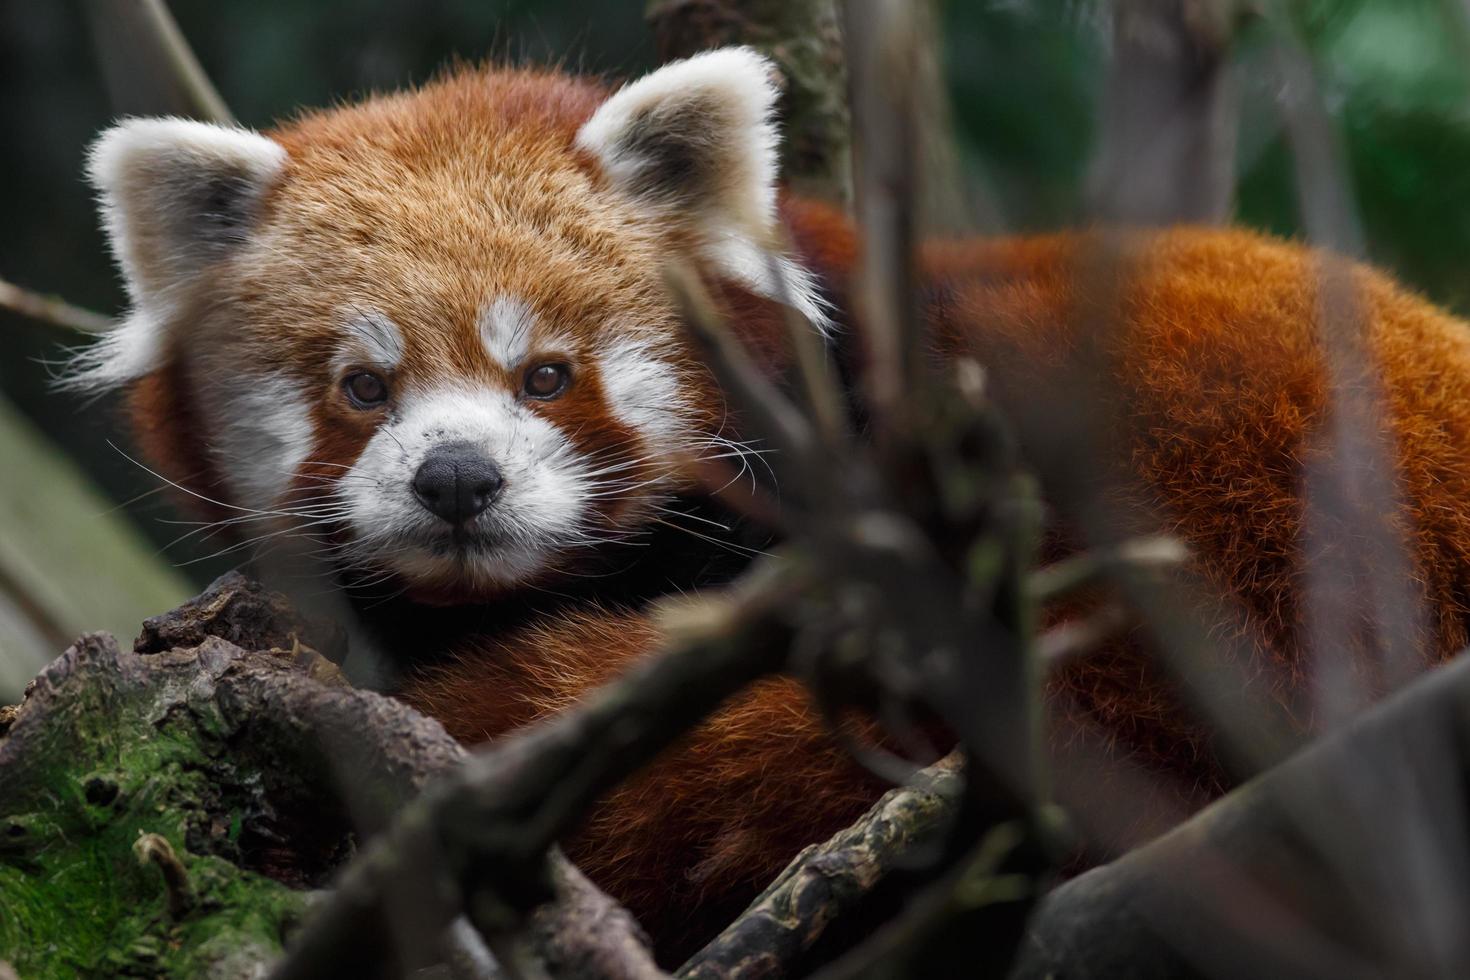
[1238,0,1470,310]
[938,0,1104,231]
[939,0,1470,311]
[3,0,1470,596]
[0,398,189,699]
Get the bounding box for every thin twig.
[1267,13,1426,721]
[133,832,196,920]
[270,561,798,980]
[0,275,112,335]
[665,265,819,473]
[133,0,233,123]
[1028,536,1190,604]
[678,757,963,980]
[842,0,923,436]
[762,249,851,453]
[1037,605,1135,670]
[84,0,234,123]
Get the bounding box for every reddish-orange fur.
[401,207,1470,956]
[400,609,886,958]
[921,227,1470,792]
[110,63,1470,961]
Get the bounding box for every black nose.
[412,441,504,525]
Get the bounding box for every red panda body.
[76,51,1470,963]
[399,202,1470,954]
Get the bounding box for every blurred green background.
[3,0,1470,697]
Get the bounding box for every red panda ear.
[70,118,286,389]
[576,47,828,328]
[578,47,780,242]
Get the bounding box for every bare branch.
[270,561,799,980]
[842,0,924,435]
[1017,655,1470,979]
[1029,536,1190,605]
[1266,15,1427,726]
[1088,0,1248,224]
[532,854,667,980]
[665,265,820,475]
[84,0,234,123]
[0,275,112,335]
[678,757,962,980]
[1037,605,1134,670]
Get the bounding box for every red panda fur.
[400,201,1470,958]
[399,609,887,956]
[90,60,1470,964]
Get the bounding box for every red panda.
[73,47,1470,961]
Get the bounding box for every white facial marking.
[339,308,405,369]
[210,373,314,511]
[339,385,598,589]
[479,295,538,368]
[597,336,691,450]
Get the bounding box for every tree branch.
[83,0,234,123]
[532,853,667,980]
[0,275,112,335]
[1014,653,1470,978]
[269,561,799,980]
[678,757,962,979]
[1087,0,1250,224]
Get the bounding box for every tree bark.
[0,574,659,979]
[678,758,962,980]
[645,0,851,203]
[1087,0,1248,224]
[1012,652,1470,979]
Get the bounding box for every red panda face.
[223,119,707,595]
[73,49,823,599]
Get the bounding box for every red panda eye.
[524,363,570,400]
[343,371,388,408]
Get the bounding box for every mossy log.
[0,573,458,978]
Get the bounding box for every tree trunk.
[645,0,851,203]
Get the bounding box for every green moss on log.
[0,635,310,979]
[1,573,472,978]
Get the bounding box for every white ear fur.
[69,118,286,389]
[577,47,829,328]
[578,47,780,242]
